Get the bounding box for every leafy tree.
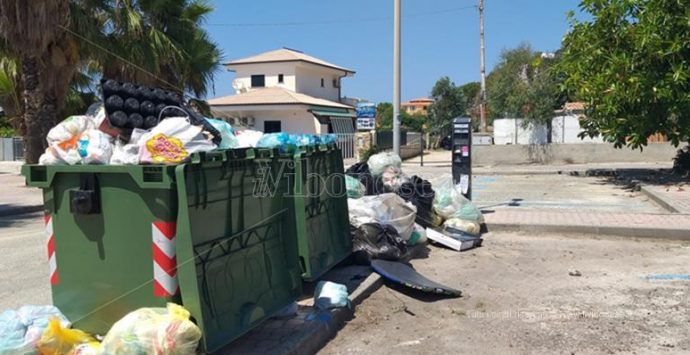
[486,44,534,119]
[486,44,565,129]
[429,76,466,137]
[375,101,425,132]
[459,81,480,118]
[558,0,690,149]
[524,55,567,125]
[98,0,221,97]
[376,102,393,129]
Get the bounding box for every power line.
[58,24,190,97]
[206,5,477,27]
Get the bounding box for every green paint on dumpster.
[23,148,302,352]
[284,144,352,281]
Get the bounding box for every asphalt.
[1,157,688,353]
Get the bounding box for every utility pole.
[393,0,401,155]
[479,0,487,132]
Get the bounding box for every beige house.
[209,48,356,134]
[401,97,434,116]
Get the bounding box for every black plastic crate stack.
[102,79,187,131]
[100,79,221,145]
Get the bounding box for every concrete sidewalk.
[485,209,690,240]
[641,184,690,213]
[0,171,43,217]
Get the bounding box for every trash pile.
[0,303,201,355]
[39,80,338,166]
[346,151,485,260]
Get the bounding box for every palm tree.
[0,0,73,163]
[99,0,221,97]
[0,0,221,163]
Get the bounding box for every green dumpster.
[22,148,301,352]
[283,144,352,281]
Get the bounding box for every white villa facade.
[209,48,357,135]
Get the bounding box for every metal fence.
[335,133,355,159]
[374,131,407,149]
[0,137,22,161]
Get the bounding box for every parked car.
[440,135,452,150]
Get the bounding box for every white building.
[209,48,356,134]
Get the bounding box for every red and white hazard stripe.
[152,221,179,297]
[44,214,58,285]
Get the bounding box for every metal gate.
[0,137,24,161]
[330,117,356,159]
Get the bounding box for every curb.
[487,222,690,241]
[473,170,577,176]
[290,273,383,355]
[0,205,44,218]
[640,185,680,213]
[219,271,384,355]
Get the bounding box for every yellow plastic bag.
[100,303,201,355]
[37,318,95,355]
[72,342,102,355]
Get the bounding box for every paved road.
[0,212,52,309]
[321,231,690,354]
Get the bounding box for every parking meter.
[451,117,472,200]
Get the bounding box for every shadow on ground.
[580,168,688,191]
[0,211,43,228]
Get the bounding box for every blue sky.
[204,0,581,103]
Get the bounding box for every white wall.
[211,105,322,134]
[233,62,297,92]
[493,118,548,145]
[295,65,340,102]
[551,115,603,144]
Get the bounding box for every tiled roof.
[564,102,585,111]
[224,48,355,74]
[208,86,353,109]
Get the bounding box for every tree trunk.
[21,55,55,164]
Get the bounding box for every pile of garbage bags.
[346,152,485,262]
[39,81,338,166]
[0,303,201,355]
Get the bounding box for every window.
[264,120,281,133]
[278,74,284,83]
[321,78,324,87]
[251,75,265,87]
[333,78,340,88]
[423,106,428,110]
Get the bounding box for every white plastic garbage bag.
[433,178,484,223]
[46,115,94,147]
[0,305,70,355]
[110,129,147,165]
[40,115,96,165]
[348,193,417,241]
[443,218,481,235]
[234,129,264,148]
[381,165,409,192]
[138,116,216,164]
[367,152,402,176]
[99,303,201,355]
[40,124,115,166]
[206,118,238,149]
[77,129,114,164]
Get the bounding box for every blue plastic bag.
[205,118,238,149]
[256,132,298,153]
[320,134,337,145]
[314,281,350,310]
[0,305,70,355]
[293,134,319,147]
